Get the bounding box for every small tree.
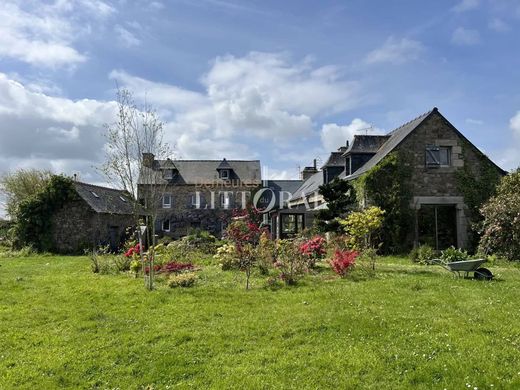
[479,169,520,260]
[338,206,385,270]
[315,178,357,233]
[100,88,172,290]
[225,211,265,289]
[0,169,52,220]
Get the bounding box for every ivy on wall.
[14,175,79,252]
[455,147,503,251]
[354,152,413,254]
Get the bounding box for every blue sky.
[1,0,520,215]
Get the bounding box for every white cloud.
[510,111,520,137]
[451,27,480,46]
[112,52,362,156]
[466,118,484,126]
[114,25,141,48]
[320,119,382,152]
[0,72,117,162]
[365,37,424,65]
[452,0,480,12]
[0,0,114,68]
[489,18,510,33]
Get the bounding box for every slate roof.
[323,151,346,167]
[74,182,139,215]
[216,158,232,170]
[138,160,261,185]
[342,109,435,180]
[289,171,324,201]
[343,135,390,155]
[261,180,304,209]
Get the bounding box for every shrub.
[478,169,520,260]
[440,246,469,263]
[168,272,197,288]
[330,249,359,277]
[274,239,308,285]
[182,229,218,253]
[339,206,385,250]
[257,232,276,274]
[298,235,327,267]
[161,261,194,274]
[214,243,239,270]
[0,245,35,258]
[410,245,436,264]
[130,259,141,277]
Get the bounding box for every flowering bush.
[213,243,238,270]
[145,261,194,275]
[274,239,309,285]
[124,243,141,258]
[130,259,141,277]
[330,249,359,277]
[299,235,326,267]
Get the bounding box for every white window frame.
[162,194,172,209]
[191,193,200,208]
[220,192,231,209]
[162,219,170,232]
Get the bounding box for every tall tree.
[100,88,172,290]
[315,178,357,233]
[0,169,52,219]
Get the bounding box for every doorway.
[418,205,457,250]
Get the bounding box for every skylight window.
[91,191,99,198]
[119,196,127,202]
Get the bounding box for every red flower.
[330,249,358,277]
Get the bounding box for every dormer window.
[163,169,175,180]
[220,169,229,179]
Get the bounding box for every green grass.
[1,255,520,389]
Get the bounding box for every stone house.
[137,154,261,238]
[288,108,506,250]
[52,182,139,253]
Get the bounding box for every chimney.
[142,152,155,168]
[346,140,349,147]
[301,162,318,181]
[73,173,78,181]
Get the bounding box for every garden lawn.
[1,256,520,389]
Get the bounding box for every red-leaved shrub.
[299,236,326,264]
[145,261,194,275]
[330,249,359,277]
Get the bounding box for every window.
[190,193,201,208]
[162,219,170,232]
[439,146,451,166]
[163,169,175,180]
[220,192,231,209]
[220,169,229,179]
[91,191,99,198]
[119,196,127,202]
[426,145,451,167]
[162,194,172,208]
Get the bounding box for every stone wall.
[149,183,261,238]
[396,111,504,248]
[52,199,135,253]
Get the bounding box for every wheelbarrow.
[430,258,493,280]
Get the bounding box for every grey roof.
[138,159,261,185]
[74,182,139,215]
[289,171,324,201]
[259,180,304,209]
[323,151,346,167]
[216,158,232,170]
[343,135,390,155]
[342,109,435,180]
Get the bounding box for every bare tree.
[101,88,173,290]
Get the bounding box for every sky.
[1,0,520,217]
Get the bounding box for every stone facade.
[154,184,261,238]
[392,110,504,249]
[51,198,135,253]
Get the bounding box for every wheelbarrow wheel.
[474,267,493,281]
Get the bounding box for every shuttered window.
[425,145,440,167]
